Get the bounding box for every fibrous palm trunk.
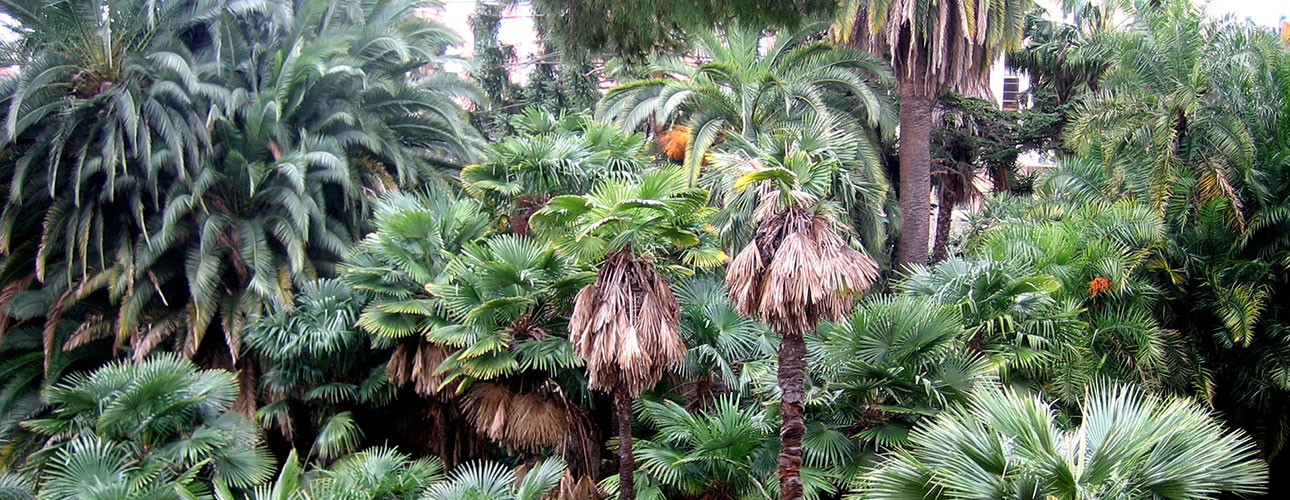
[777,331,808,500]
[896,84,935,270]
[615,391,635,500]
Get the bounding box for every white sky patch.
[1204,0,1286,26]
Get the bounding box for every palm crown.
[597,22,894,185]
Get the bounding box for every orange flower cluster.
[656,126,689,162]
[1089,276,1112,298]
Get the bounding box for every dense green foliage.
[1,0,1288,499]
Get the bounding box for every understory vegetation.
[0,0,1287,499]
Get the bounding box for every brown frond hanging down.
[559,472,604,500]
[727,207,879,336]
[569,249,685,399]
[462,383,569,452]
[386,342,451,397]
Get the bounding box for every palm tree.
[245,279,391,459]
[722,146,879,500]
[424,458,565,500]
[1067,0,1284,233]
[0,0,229,367]
[0,0,484,380]
[530,167,723,500]
[597,22,894,185]
[219,0,485,185]
[963,182,1204,403]
[704,115,894,261]
[837,0,1030,268]
[629,394,863,500]
[462,109,651,234]
[342,189,599,474]
[814,295,990,449]
[673,277,773,406]
[858,384,1268,500]
[304,446,445,500]
[21,354,274,492]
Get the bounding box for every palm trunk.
[895,84,935,271]
[931,183,956,263]
[615,391,635,500]
[776,331,807,500]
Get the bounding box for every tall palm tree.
[597,22,894,186]
[859,384,1268,500]
[837,0,1030,268]
[530,167,723,500]
[722,146,879,500]
[704,114,894,262]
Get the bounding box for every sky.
[1205,0,1287,27]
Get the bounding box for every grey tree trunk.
[896,85,935,270]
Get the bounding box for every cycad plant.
[858,384,1268,500]
[530,167,722,500]
[722,146,879,500]
[597,22,894,185]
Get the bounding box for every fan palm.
[246,279,393,459]
[343,191,595,468]
[620,395,859,500]
[837,0,1031,268]
[462,109,651,234]
[722,147,879,500]
[423,458,565,500]
[704,114,894,260]
[964,189,1202,403]
[897,257,1078,378]
[814,295,990,450]
[305,446,446,500]
[674,277,773,402]
[21,354,273,491]
[597,22,894,185]
[530,166,722,500]
[857,384,1268,500]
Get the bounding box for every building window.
[1001,76,1021,111]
